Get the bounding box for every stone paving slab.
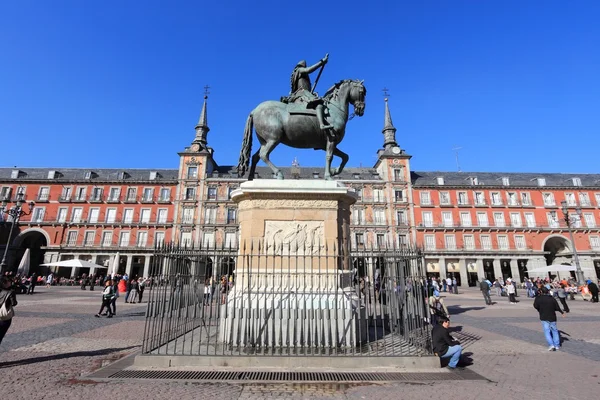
[7,317,74,334]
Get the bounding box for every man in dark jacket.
[588,280,599,303]
[480,280,492,305]
[533,286,565,351]
[431,317,463,370]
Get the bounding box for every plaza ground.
[1,286,599,399]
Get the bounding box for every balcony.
[439,201,453,208]
[36,194,50,202]
[72,196,87,203]
[474,201,488,207]
[420,201,435,207]
[157,197,171,204]
[457,201,471,208]
[89,195,104,203]
[490,201,504,207]
[141,196,154,204]
[58,195,71,202]
[124,196,138,204]
[106,196,121,204]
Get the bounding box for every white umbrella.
[40,259,105,269]
[17,248,31,277]
[527,264,577,273]
[110,252,120,278]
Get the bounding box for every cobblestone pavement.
[1,286,599,399]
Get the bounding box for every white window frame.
[420,191,431,206]
[422,211,433,227]
[579,192,591,207]
[38,186,50,201]
[444,234,456,250]
[457,192,468,205]
[123,208,134,223]
[105,208,117,223]
[583,213,596,228]
[157,208,168,224]
[439,191,451,205]
[57,207,68,223]
[136,231,148,247]
[88,208,100,223]
[204,207,217,224]
[477,212,489,227]
[510,212,522,227]
[537,178,546,187]
[515,235,526,250]
[543,192,555,206]
[108,187,120,201]
[32,207,45,222]
[474,192,485,205]
[463,234,475,250]
[491,192,502,206]
[497,235,509,250]
[139,208,151,223]
[507,192,518,206]
[481,235,492,250]
[424,235,436,250]
[590,236,600,250]
[142,187,154,202]
[442,211,453,227]
[373,209,386,225]
[119,231,131,247]
[71,207,83,223]
[493,212,505,227]
[373,188,385,202]
[154,231,165,246]
[460,212,472,227]
[66,231,78,246]
[520,192,531,206]
[125,187,137,202]
[525,212,536,228]
[83,231,95,247]
[187,166,198,179]
[101,231,113,247]
[565,192,577,207]
[159,187,171,201]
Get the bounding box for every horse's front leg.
[331,147,349,176]
[324,140,336,180]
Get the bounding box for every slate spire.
[382,97,398,150]
[193,94,210,149]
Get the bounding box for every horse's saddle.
[285,100,323,116]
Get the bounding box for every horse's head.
[348,80,366,116]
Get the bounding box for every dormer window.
[536,178,546,187]
[84,171,93,180]
[436,177,445,185]
[47,170,57,179]
[11,169,20,179]
[118,171,129,180]
[353,173,360,179]
[149,171,160,180]
[312,172,320,179]
[502,177,510,186]
[572,177,581,187]
[469,177,478,186]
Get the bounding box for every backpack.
[0,294,14,321]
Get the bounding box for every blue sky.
[1,1,598,173]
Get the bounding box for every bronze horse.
[237,79,366,180]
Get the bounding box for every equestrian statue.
[237,54,366,180]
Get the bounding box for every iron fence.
[142,242,431,357]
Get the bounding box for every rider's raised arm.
[303,58,326,74]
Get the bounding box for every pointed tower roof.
[193,95,210,148]
[382,98,398,150]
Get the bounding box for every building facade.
[1,97,599,283]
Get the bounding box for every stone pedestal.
[219,180,365,347]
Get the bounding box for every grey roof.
[0,167,179,182]
[212,166,383,181]
[412,171,600,188]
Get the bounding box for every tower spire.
[193,85,211,148]
[382,94,398,150]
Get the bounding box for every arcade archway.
[13,229,48,275]
[543,236,571,266]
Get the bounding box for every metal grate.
[109,370,485,382]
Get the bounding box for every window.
[424,235,436,250]
[71,208,83,223]
[396,210,407,225]
[88,208,100,223]
[207,187,217,200]
[227,208,237,224]
[376,234,386,248]
[398,234,408,248]
[105,208,117,223]
[463,235,475,250]
[373,209,386,225]
[525,213,536,228]
[498,235,509,250]
[0,187,11,201]
[493,212,505,227]
[590,236,600,250]
[445,235,456,250]
[119,231,130,247]
[584,213,596,228]
[572,214,582,228]
[579,192,591,207]
[67,231,78,246]
[118,171,128,180]
[393,168,404,182]
[355,233,364,246]
[353,208,365,225]
[543,193,555,206]
[502,177,510,186]
[227,187,236,199]
[159,188,170,201]
[510,213,522,227]
[520,192,531,206]
[439,192,450,205]
[481,235,492,250]
[547,212,559,228]
[460,212,472,227]
[436,177,445,185]
[474,192,485,205]
[155,232,165,246]
[123,209,134,223]
[187,166,198,179]
[442,212,453,227]
[149,171,158,180]
[142,188,154,202]
[572,177,582,187]
[125,187,137,202]
[537,178,546,187]
[394,190,404,202]
[596,193,600,207]
[457,192,468,205]
[184,187,196,200]
[477,212,489,227]
[507,192,518,206]
[181,232,192,247]
[355,188,363,201]
[225,232,237,248]
[157,209,168,224]
[101,231,113,247]
[373,188,385,202]
[491,192,502,206]
[136,231,148,247]
[75,187,86,201]
[57,208,68,223]
[203,232,215,247]
[565,193,576,206]
[420,191,431,205]
[422,211,433,227]
[469,177,478,186]
[38,187,50,201]
[515,235,526,250]
[108,188,120,201]
[182,208,194,224]
[91,187,103,201]
[32,207,45,222]
[10,170,19,179]
[84,231,95,246]
[84,171,92,179]
[140,209,151,223]
[204,207,217,224]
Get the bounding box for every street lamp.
[560,200,584,285]
[0,194,35,274]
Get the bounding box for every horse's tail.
[236,113,253,177]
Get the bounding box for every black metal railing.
[142,243,431,358]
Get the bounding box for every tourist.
[129,279,139,304]
[442,278,447,292]
[220,276,228,304]
[428,290,449,325]
[446,277,452,294]
[138,278,145,302]
[431,316,463,370]
[28,273,37,295]
[95,280,114,318]
[452,276,458,294]
[0,276,18,344]
[480,279,492,305]
[588,280,599,303]
[203,279,211,305]
[46,273,53,288]
[506,278,517,304]
[580,283,592,301]
[110,280,119,315]
[533,286,565,351]
[556,284,570,313]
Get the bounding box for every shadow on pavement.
[0,346,138,369]
[447,305,486,315]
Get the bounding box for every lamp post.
[0,194,35,274]
[560,200,584,285]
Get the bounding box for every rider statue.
[281,54,333,135]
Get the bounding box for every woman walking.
[0,277,18,344]
[129,279,139,304]
[95,280,114,318]
[557,284,570,313]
